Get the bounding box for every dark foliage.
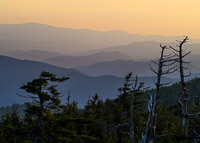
[0,72,200,143]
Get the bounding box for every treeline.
[0,36,200,143]
[0,74,199,143]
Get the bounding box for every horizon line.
[0,22,195,39]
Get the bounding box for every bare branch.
[183,71,191,78]
[16,93,39,103]
[160,43,166,49]
[162,54,177,60]
[182,66,189,70]
[149,64,158,74]
[188,112,200,117]
[162,61,176,66]
[178,96,183,106]
[163,52,173,57]
[182,51,191,58]
[172,51,179,57]
[162,68,177,75]
[169,45,179,52]
[151,59,159,66]
[162,58,179,63]
[158,82,172,86]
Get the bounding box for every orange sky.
[1,0,200,38]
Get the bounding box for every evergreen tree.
[19,71,69,142]
[113,72,145,143]
[0,104,23,143]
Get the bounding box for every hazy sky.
[1,0,200,38]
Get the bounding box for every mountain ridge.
[43,51,132,68]
[1,23,200,55]
[0,55,177,107]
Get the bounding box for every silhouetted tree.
[148,44,177,143]
[170,36,199,143]
[19,71,69,143]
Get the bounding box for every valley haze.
[0,23,200,107]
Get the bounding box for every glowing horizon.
[1,0,200,38]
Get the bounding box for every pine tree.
[19,71,69,142]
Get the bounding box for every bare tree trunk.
[178,37,189,143]
[149,45,176,143]
[149,46,164,143]
[170,36,190,143]
[140,93,154,143]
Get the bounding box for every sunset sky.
[1,0,200,38]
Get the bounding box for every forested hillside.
[0,55,176,107]
[0,72,199,143]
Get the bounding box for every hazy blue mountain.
[185,54,200,68]
[0,55,177,107]
[1,23,200,55]
[76,59,152,77]
[0,55,121,107]
[44,51,132,68]
[3,49,63,61]
[89,41,200,60]
[76,59,200,78]
[89,41,164,60]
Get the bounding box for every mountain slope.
[0,55,176,107]
[90,41,164,60]
[3,49,63,61]
[44,51,132,68]
[185,54,200,68]
[76,59,200,77]
[90,41,200,60]
[0,55,121,107]
[76,59,152,77]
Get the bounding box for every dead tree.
[114,73,142,143]
[148,44,177,143]
[170,36,191,143]
[140,93,154,143]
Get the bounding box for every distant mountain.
[89,41,164,60]
[76,59,152,77]
[0,55,176,107]
[0,55,121,107]
[76,59,200,78]
[1,22,200,55]
[2,49,63,61]
[90,41,200,60]
[185,54,200,68]
[44,51,132,68]
[0,23,140,54]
